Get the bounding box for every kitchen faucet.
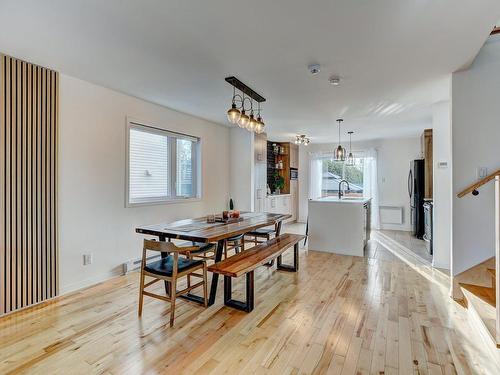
[338,179,350,199]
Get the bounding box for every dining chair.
[138,239,208,327]
[245,222,279,246]
[224,234,245,258]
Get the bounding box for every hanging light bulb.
[335,119,346,161]
[304,137,310,146]
[247,112,258,131]
[227,103,241,124]
[227,86,241,124]
[295,136,301,144]
[258,120,266,134]
[238,109,249,128]
[346,131,354,166]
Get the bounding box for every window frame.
[125,118,202,207]
[319,153,365,197]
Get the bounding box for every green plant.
[274,172,285,191]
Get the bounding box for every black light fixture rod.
[225,76,266,103]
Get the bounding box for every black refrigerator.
[408,159,425,239]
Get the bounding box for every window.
[320,156,364,197]
[127,120,200,205]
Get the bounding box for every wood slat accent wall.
[0,55,58,315]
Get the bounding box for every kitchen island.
[308,197,371,256]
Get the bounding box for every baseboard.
[59,269,124,295]
[379,224,412,231]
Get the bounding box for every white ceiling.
[1,0,499,142]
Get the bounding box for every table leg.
[208,240,224,306]
[177,239,224,306]
[159,235,171,297]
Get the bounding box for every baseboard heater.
[123,254,162,274]
[379,206,403,225]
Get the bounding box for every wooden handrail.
[457,169,500,198]
[492,26,500,36]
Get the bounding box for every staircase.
[456,174,500,350]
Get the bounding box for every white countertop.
[267,193,291,197]
[310,197,372,204]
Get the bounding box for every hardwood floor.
[1,232,499,374]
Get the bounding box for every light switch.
[477,167,488,180]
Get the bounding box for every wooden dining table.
[136,212,291,306]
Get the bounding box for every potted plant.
[273,172,285,194]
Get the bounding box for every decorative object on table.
[225,76,266,134]
[223,210,229,219]
[214,215,244,224]
[335,118,346,161]
[267,184,272,195]
[346,131,354,166]
[229,198,234,210]
[294,135,310,145]
[207,214,216,223]
[274,172,285,194]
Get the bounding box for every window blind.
[129,127,169,203]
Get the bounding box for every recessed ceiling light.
[308,64,321,75]
[329,76,341,86]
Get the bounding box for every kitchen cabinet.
[265,195,291,216]
[421,129,433,199]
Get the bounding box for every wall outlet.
[477,167,488,180]
[83,253,93,266]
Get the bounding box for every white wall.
[452,35,500,275]
[229,128,254,211]
[298,137,422,231]
[432,100,452,270]
[59,75,230,294]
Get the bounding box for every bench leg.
[277,243,299,272]
[223,271,254,312]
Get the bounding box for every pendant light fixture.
[335,119,346,161]
[227,86,241,124]
[225,76,266,134]
[237,92,250,128]
[255,102,265,134]
[346,131,354,166]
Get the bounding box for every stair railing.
[458,173,500,343]
[496,176,500,342]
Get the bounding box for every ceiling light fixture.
[335,119,346,161]
[294,135,310,146]
[346,131,354,166]
[308,63,321,75]
[329,76,341,86]
[225,76,266,134]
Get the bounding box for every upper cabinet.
[289,144,299,169]
[421,129,433,199]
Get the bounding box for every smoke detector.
[308,64,321,75]
[329,76,341,86]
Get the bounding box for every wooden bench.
[208,233,305,312]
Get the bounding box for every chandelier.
[225,76,266,134]
[294,135,310,145]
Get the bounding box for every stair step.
[460,283,500,349]
[487,268,496,279]
[459,283,496,307]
